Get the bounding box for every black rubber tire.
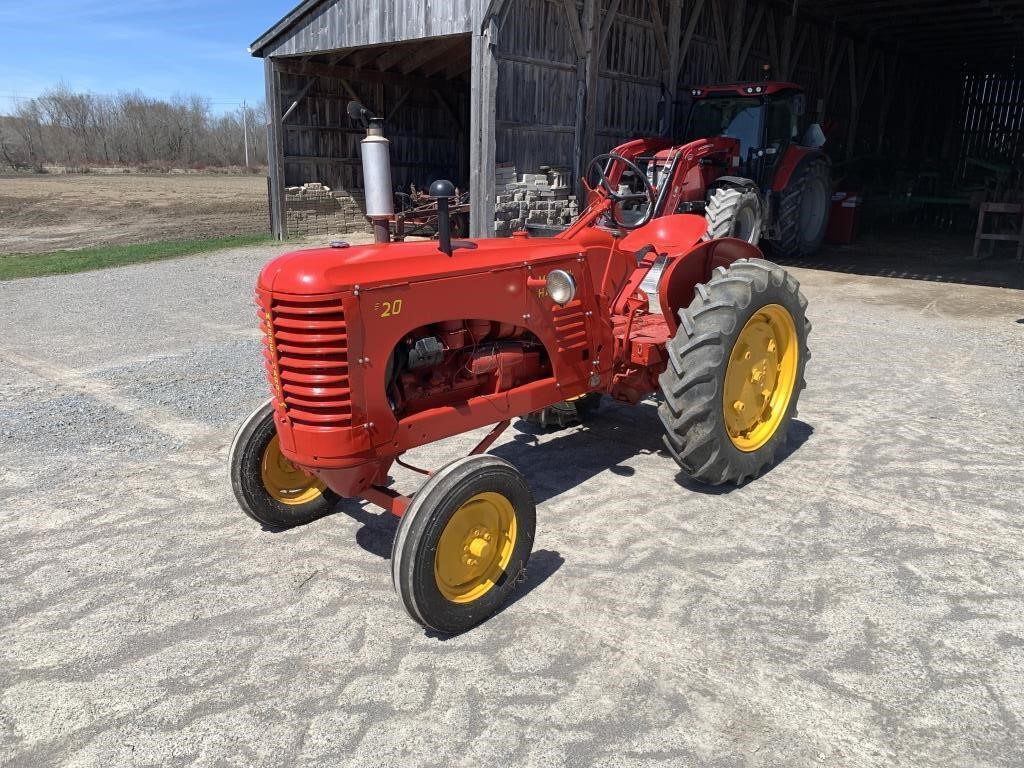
[768,157,830,258]
[657,259,810,486]
[391,455,536,634]
[522,393,602,429]
[703,186,763,243]
[228,400,341,529]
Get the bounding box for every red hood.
[259,237,583,295]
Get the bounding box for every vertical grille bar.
[262,295,352,428]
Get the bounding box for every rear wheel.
[703,186,763,244]
[229,400,341,528]
[392,455,536,634]
[769,157,830,258]
[658,259,810,485]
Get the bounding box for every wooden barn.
[251,0,1024,245]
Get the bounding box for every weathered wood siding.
[259,0,476,57]
[278,64,470,193]
[596,1,666,145]
[494,0,579,174]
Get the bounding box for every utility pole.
[243,101,250,167]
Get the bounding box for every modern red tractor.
[229,97,812,634]
[596,80,831,257]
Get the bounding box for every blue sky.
[0,0,292,114]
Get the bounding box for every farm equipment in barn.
[229,101,812,635]
[392,184,471,241]
[601,79,832,258]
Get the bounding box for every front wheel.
[703,186,763,244]
[392,455,536,634]
[228,400,341,528]
[658,259,810,485]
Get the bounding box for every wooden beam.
[709,0,730,80]
[664,0,684,133]
[469,19,497,237]
[599,0,622,54]
[281,76,318,123]
[432,88,464,133]
[386,89,412,122]
[266,59,286,239]
[422,42,471,77]
[337,78,361,104]
[648,0,671,73]
[737,2,766,78]
[274,58,467,91]
[728,0,747,80]
[399,36,465,76]
[678,0,706,76]
[846,43,880,161]
[374,44,409,72]
[765,6,780,74]
[580,0,601,197]
[561,0,587,59]
[786,22,809,79]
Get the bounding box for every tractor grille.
[551,299,588,353]
[261,295,352,428]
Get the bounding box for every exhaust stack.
[350,102,394,244]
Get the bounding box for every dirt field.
[0,173,270,254]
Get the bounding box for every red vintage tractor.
[229,95,812,634]
[594,80,831,257]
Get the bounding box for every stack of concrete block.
[493,165,579,236]
[284,183,371,238]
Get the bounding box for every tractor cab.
[682,81,818,189]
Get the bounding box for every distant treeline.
[0,85,268,171]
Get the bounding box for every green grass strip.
[0,233,274,281]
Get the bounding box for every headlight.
[546,269,577,305]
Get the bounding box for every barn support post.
[470,15,497,237]
[581,0,601,173]
[265,57,286,239]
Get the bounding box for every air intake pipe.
[349,101,393,243]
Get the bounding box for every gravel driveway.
[1,244,1023,767]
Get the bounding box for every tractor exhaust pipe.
[350,101,393,244]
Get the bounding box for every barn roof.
[250,0,321,56]
[252,0,1024,67]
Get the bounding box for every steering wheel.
[586,152,657,230]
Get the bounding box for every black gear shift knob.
[429,180,456,256]
[429,179,456,199]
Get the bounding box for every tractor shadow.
[490,398,814,503]
[338,398,812,558]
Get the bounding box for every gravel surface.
[1,243,1023,767]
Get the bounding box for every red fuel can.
[825,192,861,244]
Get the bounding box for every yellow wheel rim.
[723,304,799,452]
[434,492,518,604]
[261,434,326,505]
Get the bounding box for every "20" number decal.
[376,299,404,318]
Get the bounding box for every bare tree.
[0,85,269,171]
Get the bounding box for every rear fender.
[658,238,764,336]
[771,145,829,192]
